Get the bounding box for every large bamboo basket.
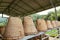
[46,20,53,29]
[51,21,57,28]
[36,19,48,32]
[3,17,24,40]
[23,16,38,35]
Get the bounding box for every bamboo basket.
[0,27,5,35]
[23,16,38,35]
[51,21,57,28]
[3,17,24,40]
[56,21,60,27]
[36,19,48,32]
[46,20,53,29]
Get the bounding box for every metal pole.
[50,0,60,39]
[55,7,58,20]
[54,7,59,32]
[50,0,58,20]
[2,13,3,18]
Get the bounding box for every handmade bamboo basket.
[36,19,48,32]
[0,27,5,35]
[57,21,60,27]
[46,20,53,29]
[23,16,38,35]
[3,17,24,40]
[51,21,57,28]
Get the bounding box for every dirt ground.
[49,37,60,40]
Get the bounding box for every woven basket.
[36,19,47,32]
[3,17,24,40]
[57,21,60,27]
[23,16,38,35]
[46,20,53,29]
[0,27,5,35]
[51,21,57,28]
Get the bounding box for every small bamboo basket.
[0,27,5,35]
[46,20,53,29]
[36,19,48,32]
[51,21,57,28]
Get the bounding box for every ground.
[49,37,60,40]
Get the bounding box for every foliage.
[47,9,60,20]
[29,14,41,22]
[0,18,8,27]
[30,9,60,21]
